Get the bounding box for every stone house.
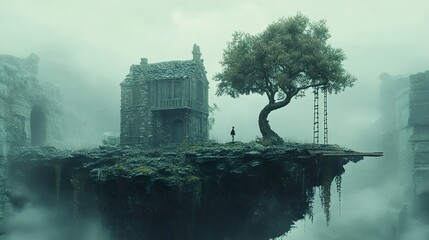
[120,44,209,145]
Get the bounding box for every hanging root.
[54,163,62,205]
[320,165,332,226]
[71,174,81,224]
[306,187,315,222]
[335,175,342,216]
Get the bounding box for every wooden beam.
[308,150,384,157]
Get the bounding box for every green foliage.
[187,175,202,207]
[71,174,82,224]
[208,103,219,131]
[306,187,316,222]
[187,175,200,183]
[320,165,333,226]
[132,166,154,176]
[335,175,342,215]
[215,13,356,102]
[54,163,62,205]
[215,13,356,143]
[255,136,274,146]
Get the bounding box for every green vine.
[187,175,202,236]
[301,169,306,196]
[54,163,62,206]
[335,175,342,216]
[187,175,202,206]
[70,174,81,224]
[320,165,332,225]
[306,187,315,222]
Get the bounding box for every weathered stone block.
[410,91,429,104]
[0,83,7,99]
[0,101,6,119]
[10,102,31,117]
[412,126,429,141]
[409,103,429,125]
[414,152,429,164]
[396,90,410,129]
[0,54,62,147]
[410,71,429,92]
[414,142,429,153]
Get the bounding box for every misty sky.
[1,1,429,239]
[1,0,428,146]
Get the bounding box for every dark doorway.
[31,105,46,146]
[172,119,185,143]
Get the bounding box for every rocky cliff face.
[7,142,364,240]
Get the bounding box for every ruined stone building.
[0,53,62,233]
[380,70,429,221]
[395,71,429,201]
[120,44,209,145]
[0,54,62,149]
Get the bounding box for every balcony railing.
[151,98,207,113]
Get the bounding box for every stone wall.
[120,60,152,144]
[408,72,429,196]
[0,54,62,147]
[0,53,63,234]
[387,70,429,204]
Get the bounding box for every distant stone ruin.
[120,44,209,146]
[0,54,62,148]
[381,71,429,195]
[380,70,429,228]
[0,53,62,233]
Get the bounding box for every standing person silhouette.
[230,126,236,142]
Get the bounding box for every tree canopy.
[215,13,356,144]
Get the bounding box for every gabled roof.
[148,60,198,81]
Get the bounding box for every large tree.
[214,14,356,145]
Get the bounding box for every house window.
[196,81,203,102]
[185,78,190,97]
[162,81,172,99]
[161,80,183,100]
[174,81,182,99]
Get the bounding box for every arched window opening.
[31,105,46,146]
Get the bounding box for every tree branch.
[262,70,276,103]
[294,81,328,95]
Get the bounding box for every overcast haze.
[1,0,428,145]
[1,0,429,239]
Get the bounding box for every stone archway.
[31,105,46,146]
[172,119,184,143]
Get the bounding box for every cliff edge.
[7,142,378,240]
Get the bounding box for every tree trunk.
[258,103,285,145]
